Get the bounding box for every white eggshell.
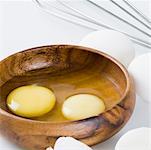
[128,53,151,102]
[79,30,135,67]
[54,137,93,150]
[46,147,53,150]
[115,127,151,150]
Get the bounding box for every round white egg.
[115,127,151,150]
[79,29,135,67]
[128,53,151,102]
[54,137,93,150]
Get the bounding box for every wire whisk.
[34,0,151,49]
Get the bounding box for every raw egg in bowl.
[0,45,135,150]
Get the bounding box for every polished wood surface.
[0,45,135,150]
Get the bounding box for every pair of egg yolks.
[7,85,106,120]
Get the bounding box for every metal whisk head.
[34,0,151,49]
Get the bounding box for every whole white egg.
[128,53,151,102]
[79,30,135,67]
[115,127,151,150]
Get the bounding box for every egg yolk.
[62,94,105,121]
[7,85,56,118]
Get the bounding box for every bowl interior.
[0,45,127,122]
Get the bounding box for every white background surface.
[0,0,151,150]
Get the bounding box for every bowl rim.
[0,44,131,124]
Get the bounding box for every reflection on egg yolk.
[62,94,105,121]
[7,85,56,118]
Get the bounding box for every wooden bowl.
[0,45,135,150]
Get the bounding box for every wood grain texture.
[0,45,135,150]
